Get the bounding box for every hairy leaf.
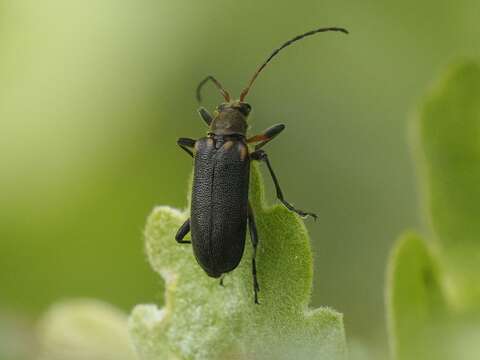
[129,163,346,360]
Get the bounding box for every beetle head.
[209,101,251,136]
[197,27,348,137]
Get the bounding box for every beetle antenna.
[239,27,348,101]
[196,75,231,103]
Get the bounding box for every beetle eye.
[239,104,251,116]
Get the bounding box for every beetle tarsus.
[251,149,317,221]
[280,199,318,220]
[175,219,192,244]
[177,138,196,158]
[198,107,214,126]
[247,123,286,150]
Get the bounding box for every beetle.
[175,27,348,304]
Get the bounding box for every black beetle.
[175,27,348,304]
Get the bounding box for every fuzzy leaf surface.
[129,163,346,360]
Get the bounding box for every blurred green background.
[1,0,479,357]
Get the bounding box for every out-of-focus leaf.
[36,299,136,360]
[387,62,480,360]
[0,311,35,360]
[415,62,480,308]
[387,232,452,360]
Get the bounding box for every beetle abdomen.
[191,137,250,277]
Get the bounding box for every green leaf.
[129,163,346,360]
[414,62,480,308]
[387,232,480,360]
[36,299,137,360]
[387,62,480,360]
[386,232,452,360]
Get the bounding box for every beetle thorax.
[210,106,249,136]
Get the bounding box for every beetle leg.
[177,138,196,158]
[251,150,317,220]
[248,203,260,304]
[219,274,226,287]
[175,219,191,244]
[198,107,214,126]
[247,123,285,150]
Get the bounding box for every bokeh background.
[1,0,480,358]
